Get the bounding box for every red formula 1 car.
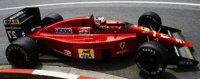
[3,7,199,75]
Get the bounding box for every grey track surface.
[0,0,200,79]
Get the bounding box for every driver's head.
[94,16,107,28]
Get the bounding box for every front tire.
[136,41,168,75]
[6,37,38,68]
[138,12,162,32]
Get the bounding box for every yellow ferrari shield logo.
[119,41,126,49]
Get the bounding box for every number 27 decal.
[7,31,17,39]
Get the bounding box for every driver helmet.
[94,16,107,29]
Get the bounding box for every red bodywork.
[27,16,193,59]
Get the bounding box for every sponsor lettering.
[79,29,90,34]
[116,49,128,54]
[160,33,170,38]
[179,60,193,65]
[7,46,29,61]
[64,49,71,56]
[52,49,63,54]
[9,11,25,19]
[4,19,20,25]
[141,48,156,55]
[175,38,184,44]
[55,28,72,34]
[78,49,95,59]
[140,26,186,44]
[5,27,21,29]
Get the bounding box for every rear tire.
[42,13,63,27]
[6,37,38,68]
[136,41,168,75]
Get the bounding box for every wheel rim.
[137,52,160,71]
[136,48,163,74]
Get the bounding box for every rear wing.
[3,7,41,42]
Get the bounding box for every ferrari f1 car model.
[3,7,199,75]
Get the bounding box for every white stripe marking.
[32,70,80,79]
[0,1,200,11]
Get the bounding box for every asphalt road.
[0,0,200,79]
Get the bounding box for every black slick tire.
[42,13,63,27]
[138,12,162,32]
[6,37,38,68]
[136,41,168,76]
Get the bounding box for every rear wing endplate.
[3,7,41,42]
